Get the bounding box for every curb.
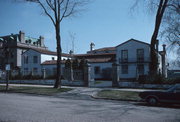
[0,91,54,96]
[91,92,141,102]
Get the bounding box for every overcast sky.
[0,0,158,54]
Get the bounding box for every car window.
[167,86,176,92]
[167,85,180,92]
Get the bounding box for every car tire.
[147,97,158,105]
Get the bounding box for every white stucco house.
[21,48,69,76]
[116,39,167,81]
[116,39,151,80]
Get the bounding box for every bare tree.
[132,0,179,75]
[150,0,168,75]
[22,0,88,88]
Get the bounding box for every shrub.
[65,59,72,69]
[137,75,148,84]
[138,74,165,84]
[72,59,79,70]
[45,75,64,80]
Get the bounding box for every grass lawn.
[94,81,103,84]
[97,90,141,101]
[0,85,72,95]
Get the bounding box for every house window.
[94,66,100,74]
[24,56,28,64]
[137,49,144,62]
[122,65,128,74]
[33,56,38,64]
[137,64,144,75]
[121,50,128,62]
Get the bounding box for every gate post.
[112,63,119,87]
[84,63,93,87]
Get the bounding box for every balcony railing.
[119,57,150,63]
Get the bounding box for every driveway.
[0,92,180,122]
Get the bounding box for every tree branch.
[46,0,55,11]
[54,0,58,22]
[60,0,70,22]
[37,0,56,26]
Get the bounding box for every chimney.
[19,31,25,43]
[156,39,159,52]
[161,44,167,77]
[90,42,95,51]
[39,36,44,47]
[162,44,166,53]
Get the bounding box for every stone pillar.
[66,67,74,81]
[84,63,93,87]
[39,36,45,47]
[112,63,119,87]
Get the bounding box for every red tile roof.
[42,57,114,65]
[87,47,115,53]
[41,60,66,65]
[24,48,70,57]
[74,52,115,57]
[87,58,113,63]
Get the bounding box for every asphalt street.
[0,92,180,122]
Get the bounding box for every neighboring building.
[0,31,47,70]
[21,48,69,76]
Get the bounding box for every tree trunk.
[54,22,62,88]
[150,0,168,75]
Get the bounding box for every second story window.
[33,56,38,64]
[137,49,144,62]
[121,50,128,62]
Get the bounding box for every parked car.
[139,84,180,105]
